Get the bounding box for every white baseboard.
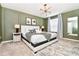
[63,38,79,42]
[1,40,13,44]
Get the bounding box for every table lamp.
[14,24,20,33]
[41,26,44,31]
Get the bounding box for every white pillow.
[36,30,42,33]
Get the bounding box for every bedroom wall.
[1,7,45,41]
[43,18,48,31]
[62,9,79,40]
[0,4,2,42]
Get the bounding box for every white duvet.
[22,32,57,44]
[31,35,47,44]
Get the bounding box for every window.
[67,16,78,36]
[49,18,58,32]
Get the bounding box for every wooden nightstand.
[13,33,21,42]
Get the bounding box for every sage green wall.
[43,18,48,31]
[0,4,2,42]
[2,7,45,41]
[62,9,79,40]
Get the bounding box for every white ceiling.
[1,3,79,18]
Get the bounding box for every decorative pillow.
[36,30,42,33]
[29,29,36,33]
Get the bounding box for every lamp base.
[16,28,19,33]
[42,29,44,31]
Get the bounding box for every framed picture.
[26,18,31,25]
[32,19,36,25]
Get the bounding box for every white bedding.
[22,32,57,44]
[47,32,57,39]
[31,35,47,44]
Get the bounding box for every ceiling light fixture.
[40,4,51,16]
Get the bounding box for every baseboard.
[63,38,79,42]
[1,40,13,44]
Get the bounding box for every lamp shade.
[14,24,20,28]
[41,26,44,28]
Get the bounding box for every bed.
[21,25,58,53]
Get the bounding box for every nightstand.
[13,33,21,42]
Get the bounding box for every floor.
[0,38,79,56]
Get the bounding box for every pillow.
[29,29,36,33]
[36,30,42,33]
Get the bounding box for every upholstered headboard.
[21,25,40,34]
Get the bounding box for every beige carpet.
[0,39,79,56]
